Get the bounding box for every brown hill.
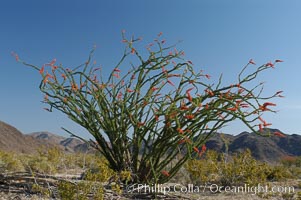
[0,121,90,154]
[29,132,91,153]
[206,129,301,162]
[30,131,65,144]
[0,121,45,153]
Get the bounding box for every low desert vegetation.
[185,149,300,186]
[1,147,301,199]
[0,148,113,199]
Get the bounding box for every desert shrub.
[0,146,113,175]
[296,157,301,167]
[19,32,283,184]
[24,147,99,174]
[72,152,105,170]
[82,157,115,182]
[265,165,293,181]
[219,149,268,186]
[186,149,293,186]
[0,150,24,172]
[27,155,57,174]
[31,183,51,197]
[292,167,301,179]
[25,147,63,174]
[58,151,92,170]
[81,155,132,194]
[185,150,220,184]
[58,180,104,200]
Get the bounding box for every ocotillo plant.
[16,32,283,184]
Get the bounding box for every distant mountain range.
[1,120,301,162]
[205,129,301,162]
[29,131,92,153]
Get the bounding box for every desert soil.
[0,172,300,199]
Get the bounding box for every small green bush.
[58,180,104,200]
[82,157,114,182]
[265,165,293,181]
[186,149,293,186]
[26,154,57,174]
[0,150,25,172]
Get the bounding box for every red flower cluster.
[193,145,207,157]
[260,102,276,111]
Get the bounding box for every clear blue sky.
[1,0,300,138]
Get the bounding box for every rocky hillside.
[0,121,89,153]
[206,129,301,162]
[29,131,90,153]
[0,121,46,153]
[28,132,93,153]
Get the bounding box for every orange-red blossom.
[39,66,45,74]
[44,95,48,101]
[152,87,159,91]
[113,73,120,79]
[126,88,134,93]
[185,114,194,120]
[11,52,19,61]
[193,145,207,157]
[205,89,214,96]
[117,92,123,99]
[258,117,272,127]
[161,170,170,177]
[260,102,276,111]
[43,73,53,84]
[137,122,145,127]
[178,137,191,145]
[274,131,286,138]
[249,59,256,65]
[227,100,249,111]
[177,128,184,134]
[167,79,175,86]
[71,84,78,92]
[227,107,237,112]
[186,88,194,102]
